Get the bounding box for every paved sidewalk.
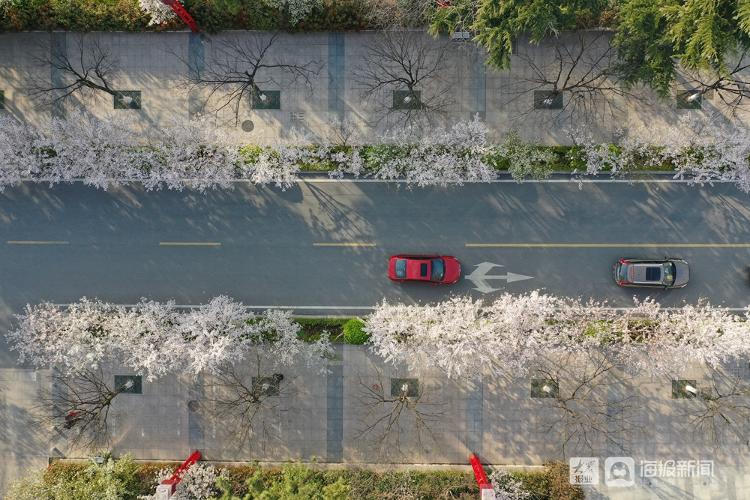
[1,31,747,145]
[3,348,749,498]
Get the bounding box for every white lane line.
[159,241,222,247]
[7,240,70,245]
[47,303,750,311]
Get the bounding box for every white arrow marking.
[465,262,534,294]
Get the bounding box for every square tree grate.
[252,374,284,397]
[672,379,698,399]
[114,90,142,109]
[114,375,142,394]
[676,89,706,109]
[393,90,422,110]
[531,378,559,398]
[533,90,563,110]
[390,378,420,397]
[253,90,281,109]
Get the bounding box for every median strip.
[313,242,376,247]
[159,241,222,247]
[6,240,70,245]
[466,243,750,248]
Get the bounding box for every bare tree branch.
[181,33,322,125]
[354,369,444,458]
[36,368,131,451]
[678,49,750,118]
[677,365,750,447]
[202,356,290,452]
[354,30,454,129]
[30,34,120,107]
[506,32,639,126]
[534,352,641,457]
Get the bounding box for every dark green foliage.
[342,318,369,344]
[295,317,347,342]
[0,0,369,32]
[432,0,612,69]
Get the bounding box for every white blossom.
[150,463,224,500]
[139,0,177,26]
[365,293,750,379]
[489,469,530,500]
[263,0,322,24]
[7,297,332,380]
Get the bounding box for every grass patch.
[296,317,348,343]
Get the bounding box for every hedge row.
[0,0,370,32]
[38,459,584,500]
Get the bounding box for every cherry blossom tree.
[7,296,331,381]
[571,117,750,192]
[331,115,496,186]
[365,293,750,380]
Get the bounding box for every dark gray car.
[613,258,689,289]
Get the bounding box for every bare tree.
[202,360,290,451]
[354,370,444,458]
[534,352,641,457]
[37,369,133,450]
[507,32,636,125]
[678,49,750,118]
[677,366,750,447]
[183,32,322,125]
[354,30,454,129]
[30,34,123,107]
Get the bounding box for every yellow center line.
[313,242,376,247]
[7,240,70,245]
[466,243,750,248]
[159,241,222,247]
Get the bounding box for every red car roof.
[405,259,431,280]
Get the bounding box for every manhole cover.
[241,119,254,132]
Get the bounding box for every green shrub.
[8,455,143,500]
[343,318,369,344]
[546,461,585,500]
[296,317,347,342]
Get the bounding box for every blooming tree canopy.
[139,0,177,26]
[7,296,332,380]
[365,293,750,379]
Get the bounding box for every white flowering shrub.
[489,469,530,500]
[346,115,497,186]
[7,296,332,380]
[263,0,322,24]
[3,113,748,191]
[150,463,224,500]
[573,119,750,191]
[139,0,177,26]
[496,130,557,181]
[365,294,750,379]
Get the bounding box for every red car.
[388,255,461,284]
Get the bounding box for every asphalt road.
[1,180,750,362]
